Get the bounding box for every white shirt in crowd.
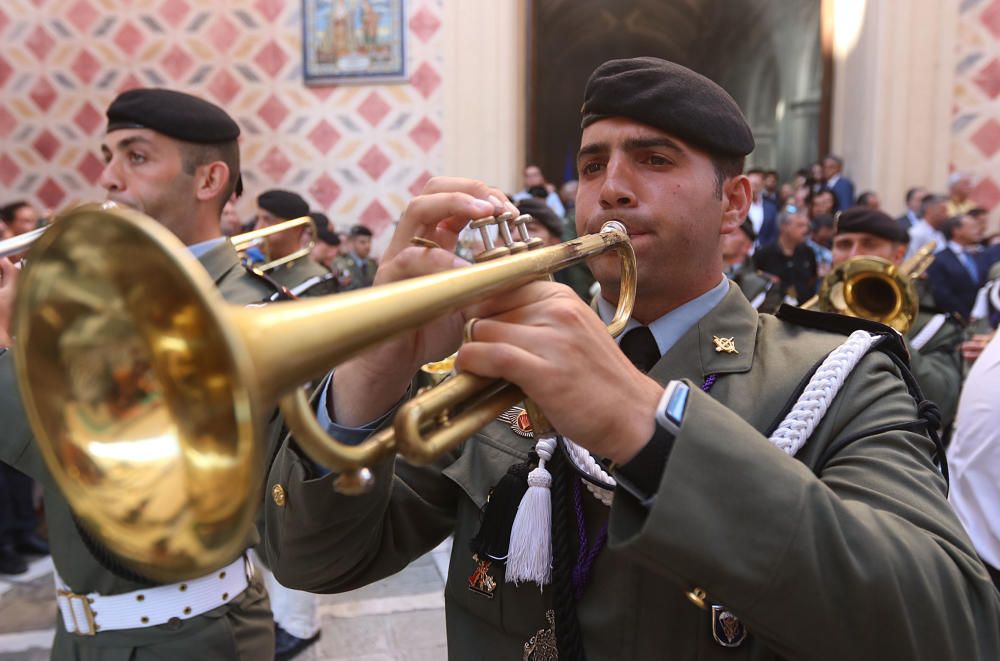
[947,332,1000,571]
[906,219,946,260]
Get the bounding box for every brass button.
[686,587,708,610]
[272,484,287,507]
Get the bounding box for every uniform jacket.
[332,253,378,291]
[266,255,338,297]
[264,283,1000,661]
[730,266,783,313]
[0,240,275,660]
[904,291,964,431]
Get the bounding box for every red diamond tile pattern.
[114,22,145,57]
[258,95,290,130]
[307,120,342,154]
[358,91,391,127]
[309,173,342,208]
[67,0,99,34]
[410,62,441,99]
[26,25,55,60]
[33,130,61,160]
[409,6,442,43]
[359,145,391,181]
[954,2,1000,233]
[409,118,441,152]
[254,41,288,78]
[0,0,445,250]
[71,49,102,85]
[974,58,1000,99]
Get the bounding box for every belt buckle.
[58,590,97,636]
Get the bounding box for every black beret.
[309,211,331,231]
[835,207,909,244]
[257,189,309,220]
[737,217,757,242]
[350,224,373,238]
[516,198,563,239]
[316,226,340,246]
[581,57,754,157]
[106,88,240,143]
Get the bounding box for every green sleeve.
[906,319,963,428]
[608,351,1000,660]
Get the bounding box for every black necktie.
[619,326,660,373]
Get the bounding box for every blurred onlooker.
[778,182,796,208]
[724,218,783,312]
[808,188,838,219]
[947,331,1000,589]
[746,168,779,248]
[760,170,778,205]
[753,207,817,304]
[512,164,565,217]
[311,226,341,269]
[808,213,835,279]
[558,180,577,218]
[220,194,244,236]
[896,186,928,233]
[0,202,40,263]
[332,224,378,291]
[946,172,977,217]
[822,154,855,211]
[907,193,950,259]
[927,214,986,322]
[808,163,825,195]
[856,191,880,210]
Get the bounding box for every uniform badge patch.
[523,609,558,660]
[498,406,533,437]
[712,604,747,647]
[712,336,739,354]
[467,555,497,598]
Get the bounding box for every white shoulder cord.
[562,329,880,506]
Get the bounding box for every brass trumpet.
[14,204,634,581]
[802,242,936,333]
[230,215,316,271]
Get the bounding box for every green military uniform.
[263,283,1000,660]
[331,252,378,291]
[265,256,338,297]
[728,262,784,313]
[0,240,275,660]
[904,288,964,431]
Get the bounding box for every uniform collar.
[596,275,729,358]
[188,236,227,259]
[193,238,243,284]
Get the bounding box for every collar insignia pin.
[712,604,747,647]
[713,336,738,354]
[468,555,497,599]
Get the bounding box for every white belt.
[55,555,251,636]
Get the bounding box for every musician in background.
[332,224,378,291]
[723,218,784,312]
[0,88,275,660]
[830,207,963,433]
[254,190,338,298]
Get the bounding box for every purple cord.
[567,373,717,600]
[570,477,608,600]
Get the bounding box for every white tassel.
[505,436,556,587]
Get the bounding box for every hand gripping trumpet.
[13,203,635,581]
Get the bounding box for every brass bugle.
[802,241,936,334]
[230,215,316,271]
[0,226,47,258]
[14,203,634,581]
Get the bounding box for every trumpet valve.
[513,214,545,250]
[470,216,510,261]
[495,212,528,254]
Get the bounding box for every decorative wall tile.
[0,0,445,252]
[954,0,1000,231]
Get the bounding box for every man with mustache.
[264,59,1000,659]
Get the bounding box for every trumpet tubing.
[14,204,634,581]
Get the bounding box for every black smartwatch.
[613,380,689,507]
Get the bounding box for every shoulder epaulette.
[775,304,909,364]
[242,265,294,301]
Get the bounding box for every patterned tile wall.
[953,0,1000,232]
[0,0,444,248]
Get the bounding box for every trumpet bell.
[14,204,261,582]
[815,256,916,333]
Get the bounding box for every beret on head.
[106,88,240,143]
[580,57,754,157]
[835,207,909,244]
[257,189,310,221]
[316,226,340,246]
[516,198,563,239]
[350,224,373,238]
[738,217,757,242]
